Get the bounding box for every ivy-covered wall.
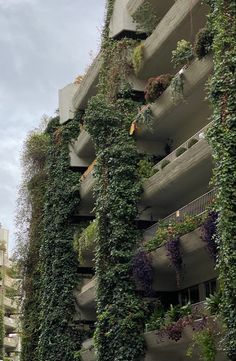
[16,131,49,361]
[83,1,147,360]
[37,117,83,361]
[207,0,236,358]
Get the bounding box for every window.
[205,279,217,298]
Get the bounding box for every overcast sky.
[0,0,105,251]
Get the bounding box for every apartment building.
[0,226,20,361]
[45,0,234,360]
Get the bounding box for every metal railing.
[153,122,212,172]
[163,189,216,224]
[144,189,216,240]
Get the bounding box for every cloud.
[0,0,105,251]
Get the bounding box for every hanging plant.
[132,43,145,75]
[170,71,185,103]
[135,104,154,130]
[132,248,153,295]
[201,211,218,262]
[165,236,183,285]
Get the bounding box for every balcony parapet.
[4,316,17,330]
[127,0,174,30]
[140,134,213,220]
[4,296,18,311]
[4,336,18,349]
[79,338,96,361]
[137,55,213,142]
[136,0,209,79]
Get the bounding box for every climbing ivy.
[83,1,147,359]
[37,117,83,361]
[206,0,236,359]
[15,129,49,361]
[0,309,4,359]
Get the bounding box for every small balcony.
[79,164,96,216]
[79,338,95,361]
[75,277,96,321]
[136,0,209,79]
[4,336,18,350]
[4,296,18,311]
[127,0,174,28]
[140,124,213,220]
[70,129,96,168]
[137,55,213,149]
[4,316,17,331]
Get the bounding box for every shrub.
[175,147,187,157]
[188,138,199,148]
[132,43,144,75]
[171,40,194,68]
[194,28,213,59]
[145,74,173,103]
[161,159,171,169]
[137,158,156,179]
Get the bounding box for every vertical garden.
[16,0,236,360]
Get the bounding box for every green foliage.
[137,158,156,180]
[206,0,236,358]
[15,128,50,361]
[187,329,217,361]
[132,0,158,35]
[146,303,191,332]
[160,159,171,169]
[205,292,221,316]
[188,138,199,148]
[135,104,154,131]
[146,301,165,332]
[175,147,187,157]
[74,220,98,263]
[170,73,184,103]
[145,74,173,103]
[146,215,202,252]
[37,117,83,361]
[132,43,144,75]
[171,40,194,68]
[0,309,4,359]
[194,27,213,59]
[84,15,147,357]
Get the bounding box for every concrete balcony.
[75,278,96,321]
[109,0,138,39]
[80,338,95,361]
[136,0,209,79]
[79,169,96,216]
[149,226,217,291]
[1,275,18,289]
[72,56,101,112]
[4,316,17,330]
[72,58,145,114]
[137,55,213,150]
[70,129,96,168]
[4,296,18,311]
[127,0,174,27]
[144,325,227,361]
[4,336,18,350]
[140,133,213,220]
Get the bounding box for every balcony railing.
[153,122,212,173]
[162,189,216,224]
